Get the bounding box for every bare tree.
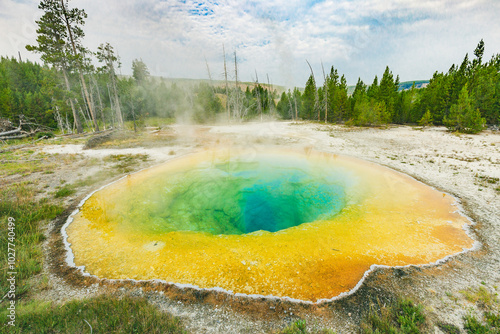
[321,61,328,123]
[234,51,240,120]
[97,42,123,128]
[255,70,262,122]
[266,73,275,115]
[306,60,320,122]
[204,55,216,95]
[60,0,99,131]
[223,44,230,121]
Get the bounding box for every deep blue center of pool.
[127,156,348,235]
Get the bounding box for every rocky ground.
[10,121,499,333]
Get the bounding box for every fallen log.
[0,133,29,140]
[0,127,21,137]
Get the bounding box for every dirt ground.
[12,121,500,333]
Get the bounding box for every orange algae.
[65,148,474,302]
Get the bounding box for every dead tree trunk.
[223,45,230,122]
[294,94,298,121]
[204,56,216,95]
[255,70,262,122]
[321,61,328,124]
[61,0,99,132]
[306,60,320,122]
[288,92,294,121]
[107,51,123,128]
[79,85,93,129]
[92,75,106,130]
[61,65,83,133]
[234,51,240,120]
[266,73,275,114]
[107,84,116,129]
[0,128,21,137]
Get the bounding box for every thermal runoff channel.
[65,148,474,302]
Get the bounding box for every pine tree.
[97,42,123,127]
[132,59,150,84]
[301,74,317,120]
[444,85,485,133]
[418,109,433,127]
[27,0,98,132]
[379,66,396,121]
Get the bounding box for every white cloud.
[0,0,40,61]
[1,0,500,87]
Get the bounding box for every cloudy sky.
[1,0,499,87]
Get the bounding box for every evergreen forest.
[1,0,499,136]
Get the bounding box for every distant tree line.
[0,0,279,133]
[277,40,499,133]
[0,57,58,129]
[0,0,498,134]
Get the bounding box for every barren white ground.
[40,122,500,333]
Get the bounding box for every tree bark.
[223,45,230,121]
[234,51,240,120]
[321,62,328,123]
[0,128,21,137]
[61,65,83,133]
[107,51,123,128]
[92,75,106,130]
[60,0,99,132]
[306,60,320,122]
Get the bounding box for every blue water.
[121,154,348,235]
[241,170,345,233]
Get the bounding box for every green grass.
[437,322,461,334]
[0,150,56,177]
[280,320,307,334]
[54,184,76,198]
[74,169,117,188]
[0,183,63,298]
[277,320,335,334]
[361,298,427,334]
[461,286,499,310]
[464,313,500,334]
[462,286,500,334]
[144,117,176,128]
[0,294,187,333]
[103,154,150,174]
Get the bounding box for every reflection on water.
[66,147,474,302]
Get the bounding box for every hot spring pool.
[64,147,475,302]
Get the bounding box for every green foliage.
[103,153,149,173]
[444,85,486,133]
[437,323,461,334]
[1,295,186,333]
[6,33,500,130]
[464,313,500,334]
[54,184,75,198]
[361,298,427,334]
[354,98,388,126]
[35,131,54,139]
[277,91,293,119]
[301,74,318,120]
[291,40,498,128]
[277,320,335,334]
[280,320,307,334]
[461,286,500,334]
[485,312,500,328]
[132,58,150,84]
[418,110,433,127]
[0,57,59,128]
[0,183,63,298]
[26,0,94,133]
[193,83,223,123]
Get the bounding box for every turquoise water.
[115,155,348,235]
